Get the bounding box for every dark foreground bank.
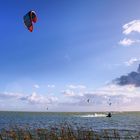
[0,125,139,140]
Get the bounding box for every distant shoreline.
[0,110,139,113]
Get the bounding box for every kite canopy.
[23,10,37,32]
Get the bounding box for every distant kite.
[23,10,37,32]
[108,99,112,106]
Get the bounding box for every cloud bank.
[0,82,140,111]
[0,92,58,106]
[114,64,140,87]
[61,84,140,110]
[20,92,58,105]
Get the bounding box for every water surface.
[0,111,139,131]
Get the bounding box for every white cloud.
[119,38,140,46]
[62,89,75,97]
[118,20,140,47]
[0,92,22,99]
[123,20,140,35]
[21,92,58,105]
[33,84,40,89]
[101,85,136,95]
[124,57,140,66]
[62,84,86,99]
[60,84,140,108]
[62,89,84,97]
[119,38,135,46]
[47,85,55,88]
[67,84,86,89]
[61,92,135,107]
[0,92,58,106]
[1,84,140,111]
[22,92,47,104]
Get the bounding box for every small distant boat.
[106,112,112,118]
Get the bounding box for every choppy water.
[0,111,140,131]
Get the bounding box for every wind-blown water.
[0,111,140,131]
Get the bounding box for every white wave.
[78,113,106,118]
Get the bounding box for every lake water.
[0,111,140,131]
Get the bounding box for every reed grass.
[0,124,139,140]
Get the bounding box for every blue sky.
[0,0,140,111]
